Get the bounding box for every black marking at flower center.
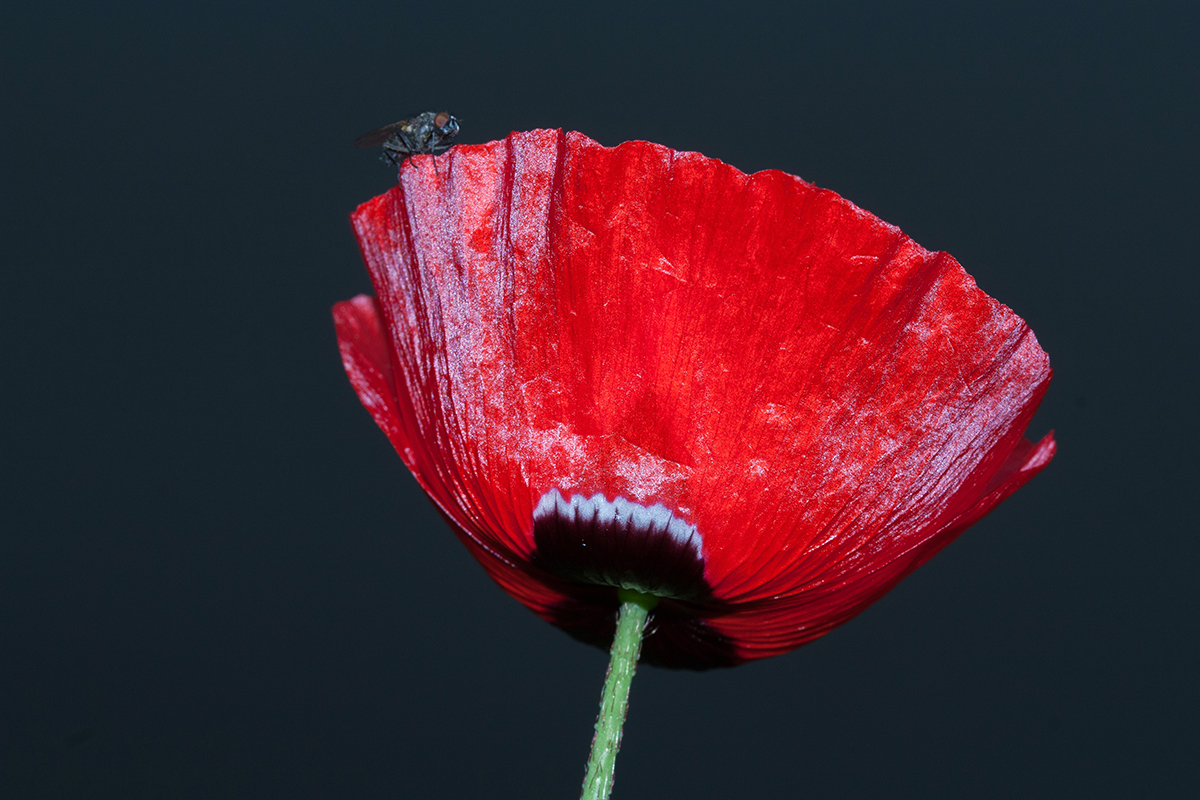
[531,489,711,601]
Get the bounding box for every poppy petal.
[333,295,409,463]
[335,293,579,614]
[710,431,1057,661]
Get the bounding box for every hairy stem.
[580,589,657,800]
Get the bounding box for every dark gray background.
[3,1,1196,797]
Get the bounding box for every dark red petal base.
[547,590,739,669]
[531,490,710,601]
[529,489,738,668]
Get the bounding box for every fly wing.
[354,121,406,148]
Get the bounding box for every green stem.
[580,589,657,800]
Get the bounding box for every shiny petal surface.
[337,129,1054,667]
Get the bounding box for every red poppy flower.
[334,129,1054,670]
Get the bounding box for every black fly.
[354,111,460,165]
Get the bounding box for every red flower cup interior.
[334,129,1054,669]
